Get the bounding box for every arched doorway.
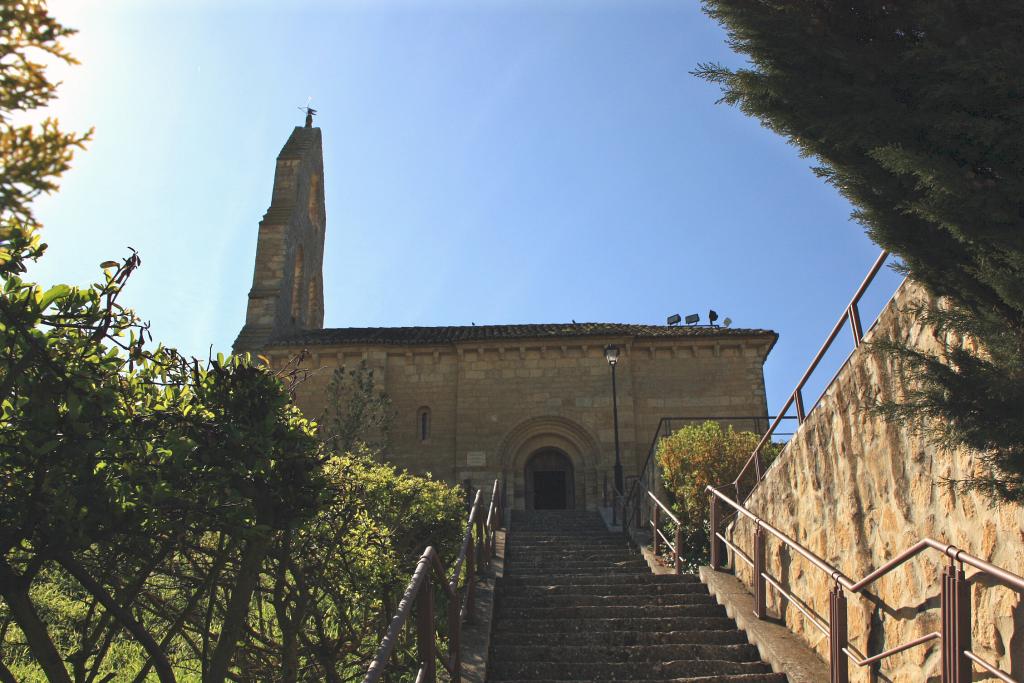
[524,449,575,510]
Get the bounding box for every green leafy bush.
[657,421,779,566]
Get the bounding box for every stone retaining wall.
[733,280,1024,682]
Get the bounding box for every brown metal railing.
[613,478,685,574]
[732,249,894,501]
[707,485,1024,683]
[362,479,503,683]
[647,491,684,574]
[617,414,797,533]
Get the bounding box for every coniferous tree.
[696,1,1024,501]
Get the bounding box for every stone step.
[512,536,622,540]
[508,555,638,565]
[509,549,639,558]
[495,604,727,621]
[490,643,762,664]
[509,535,621,542]
[511,511,603,519]
[509,524,606,528]
[507,567,649,577]
[500,581,707,597]
[487,512,780,683]
[507,547,633,556]
[487,658,775,680]
[499,593,718,609]
[492,629,750,647]
[509,560,649,571]
[490,675,787,683]
[501,572,691,586]
[509,546,627,554]
[509,528,610,532]
[493,616,740,634]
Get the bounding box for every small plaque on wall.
[466,451,486,467]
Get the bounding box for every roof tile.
[268,323,778,349]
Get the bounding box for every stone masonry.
[235,124,777,512]
[733,280,1024,681]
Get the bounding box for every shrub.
[657,421,779,566]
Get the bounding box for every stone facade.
[235,125,777,512]
[234,126,326,351]
[733,280,1024,681]
[262,334,774,512]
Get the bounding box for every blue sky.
[31,0,903,415]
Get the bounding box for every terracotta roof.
[269,323,777,349]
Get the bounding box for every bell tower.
[234,121,326,353]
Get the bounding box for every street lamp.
[604,344,623,496]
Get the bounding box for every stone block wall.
[732,280,1024,682]
[272,333,773,512]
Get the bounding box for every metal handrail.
[707,485,1024,683]
[647,490,679,525]
[615,479,688,574]
[618,414,797,532]
[362,480,503,683]
[732,250,894,498]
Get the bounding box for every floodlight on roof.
[685,313,700,325]
[667,313,681,326]
[709,310,719,325]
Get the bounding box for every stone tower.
[234,124,326,353]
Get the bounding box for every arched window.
[290,246,304,323]
[307,173,323,229]
[417,407,431,443]
[307,272,322,326]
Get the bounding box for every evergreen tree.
[696,1,1024,501]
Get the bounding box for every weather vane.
[297,96,317,128]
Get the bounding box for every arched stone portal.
[497,416,601,512]
[524,449,575,510]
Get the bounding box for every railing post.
[447,575,461,680]
[848,303,863,346]
[674,524,683,575]
[476,511,486,575]
[483,503,491,561]
[416,570,436,683]
[942,561,951,683]
[753,525,767,620]
[709,493,723,571]
[652,505,660,557]
[497,481,504,532]
[620,496,628,538]
[829,584,849,683]
[942,559,971,683]
[465,533,476,624]
[489,501,497,559]
[795,388,806,424]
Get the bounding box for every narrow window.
[290,246,304,323]
[417,407,431,442]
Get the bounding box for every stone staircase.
[486,511,787,683]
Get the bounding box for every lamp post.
[604,344,624,496]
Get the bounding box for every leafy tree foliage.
[320,361,395,457]
[657,421,778,566]
[696,1,1024,500]
[0,4,464,682]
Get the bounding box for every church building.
[234,123,777,512]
